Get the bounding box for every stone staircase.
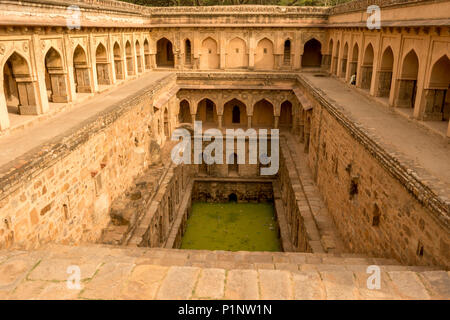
[1,244,448,300]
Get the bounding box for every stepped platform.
[0,244,448,300]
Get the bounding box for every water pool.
[181,201,281,252]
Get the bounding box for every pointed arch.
[197,98,217,124]
[340,42,349,77]
[226,37,248,69]
[200,37,219,69]
[423,55,450,121]
[113,42,124,80]
[2,51,38,116]
[302,38,322,68]
[361,43,374,89]
[156,38,174,68]
[44,47,68,103]
[179,99,192,123]
[96,43,111,85]
[73,45,92,93]
[184,39,192,65]
[283,39,291,65]
[253,99,274,127]
[125,40,134,75]
[395,50,419,108]
[280,100,293,128]
[376,46,394,97]
[255,38,274,70]
[224,98,247,127]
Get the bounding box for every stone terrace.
[0,244,448,300]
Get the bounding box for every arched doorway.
[332,41,340,75]
[200,37,219,69]
[226,37,248,69]
[73,45,92,93]
[228,193,238,202]
[135,41,143,73]
[327,39,334,72]
[255,38,274,70]
[340,42,349,77]
[125,41,134,76]
[280,101,293,129]
[253,99,274,127]
[376,46,394,97]
[283,39,291,66]
[197,98,217,125]
[156,38,174,68]
[185,39,192,65]
[349,43,359,80]
[44,48,68,103]
[179,100,192,123]
[144,39,150,70]
[113,42,124,80]
[361,43,374,90]
[95,43,111,85]
[224,99,247,127]
[423,55,450,121]
[395,50,419,108]
[302,38,322,68]
[2,52,38,115]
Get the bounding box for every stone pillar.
[108,33,117,84]
[219,32,226,70]
[247,115,252,129]
[63,33,76,102]
[217,114,223,129]
[191,113,196,127]
[31,34,49,114]
[88,34,99,92]
[0,81,10,130]
[274,115,279,129]
[248,33,255,70]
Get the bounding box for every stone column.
[63,33,76,102]
[88,34,99,92]
[191,113,196,127]
[274,115,279,129]
[219,32,226,70]
[108,33,117,84]
[217,114,223,129]
[248,33,255,70]
[31,33,49,114]
[247,115,252,129]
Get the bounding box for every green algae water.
[181,202,281,252]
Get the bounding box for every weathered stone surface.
[224,270,259,300]
[156,266,200,300]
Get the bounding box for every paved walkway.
[302,73,450,185]
[0,245,448,300]
[0,72,172,169]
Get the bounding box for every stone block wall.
[0,73,177,249]
[300,77,450,268]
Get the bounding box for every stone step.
[0,244,448,300]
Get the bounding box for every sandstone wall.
[299,76,450,268]
[0,73,177,249]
